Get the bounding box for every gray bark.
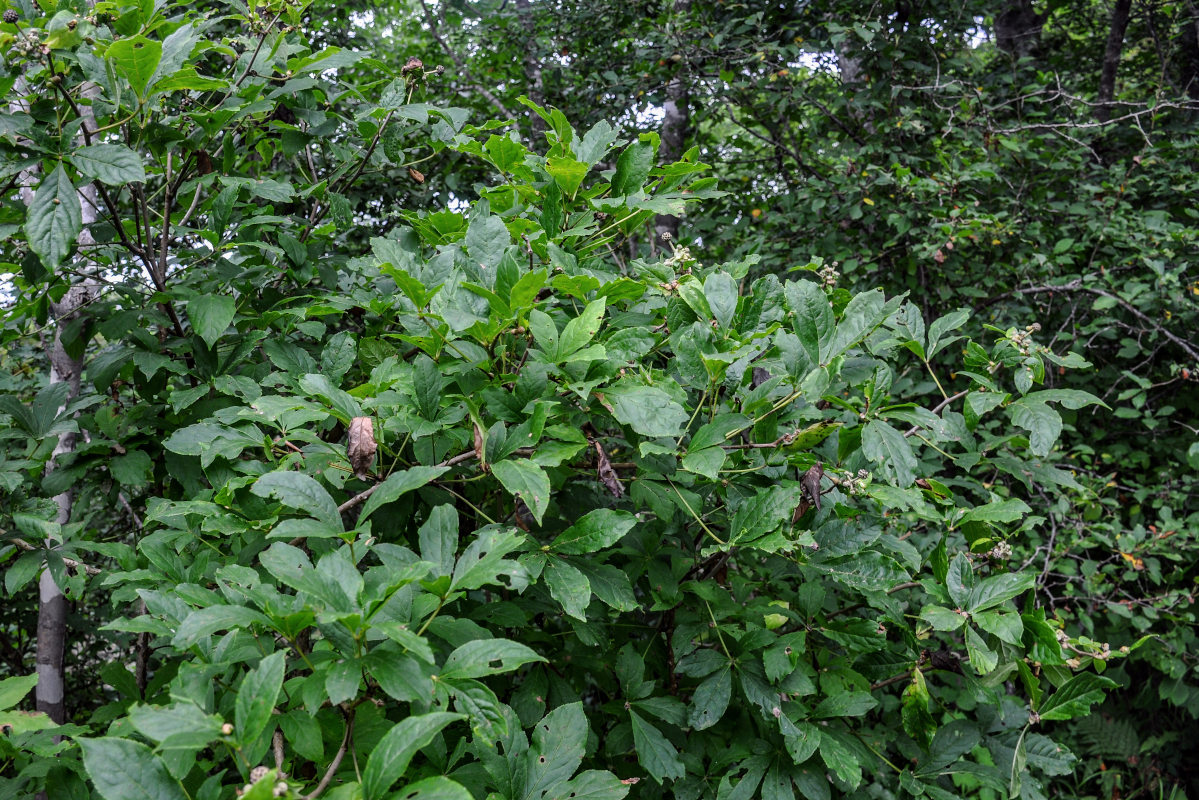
[655,0,692,243]
[15,79,99,725]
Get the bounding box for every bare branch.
[417,0,515,120]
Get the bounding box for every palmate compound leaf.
[78,737,186,800]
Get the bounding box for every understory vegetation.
[1,1,1196,799]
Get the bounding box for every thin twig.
[304,710,353,800]
[8,538,101,576]
[417,0,515,120]
[905,389,970,438]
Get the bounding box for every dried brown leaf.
[594,441,625,498]
[347,416,376,479]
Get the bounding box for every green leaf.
[862,420,917,487]
[1009,398,1062,457]
[819,731,862,788]
[729,485,803,542]
[391,777,473,800]
[106,36,163,97]
[359,466,449,521]
[78,737,186,800]
[964,624,998,674]
[465,210,510,271]
[0,674,38,711]
[188,295,236,348]
[785,279,834,365]
[973,609,1024,645]
[441,639,545,680]
[629,709,684,784]
[129,702,224,747]
[235,651,285,747]
[26,165,82,268]
[110,450,154,487]
[1037,673,1117,721]
[559,298,606,357]
[902,669,935,749]
[491,459,551,525]
[413,354,442,420]
[812,691,878,718]
[601,384,689,438]
[959,498,1031,524]
[251,471,342,530]
[72,144,147,185]
[574,562,638,611]
[968,571,1034,613]
[921,604,966,631]
[550,509,637,554]
[361,712,464,800]
[704,272,739,329]
[610,137,656,196]
[546,156,590,198]
[548,771,631,800]
[544,558,592,620]
[450,526,525,591]
[688,666,731,730]
[172,605,270,648]
[916,719,979,775]
[524,702,588,799]
[945,554,974,608]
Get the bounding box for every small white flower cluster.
[10,30,43,58]
[1008,323,1041,356]
[237,767,290,798]
[840,468,871,495]
[664,245,698,270]
[817,263,840,289]
[988,540,1012,560]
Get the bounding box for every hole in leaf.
[538,755,546,763]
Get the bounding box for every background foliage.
[1,1,1196,799]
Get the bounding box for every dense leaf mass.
[1,1,1196,799]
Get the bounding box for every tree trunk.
[655,0,692,244]
[1097,0,1133,121]
[995,0,1045,59]
[15,80,98,726]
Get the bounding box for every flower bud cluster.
[817,262,839,289]
[987,540,1012,560]
[10,29,43,58]
[1009,323,1041,356]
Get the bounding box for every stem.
[668,480,726,546]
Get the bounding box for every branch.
[1004,281,1199,363]
[905,389,970,438]
[417,0,515,120]
[303,710,353,800]
[336,447,535,514]
[8,538,101,576]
